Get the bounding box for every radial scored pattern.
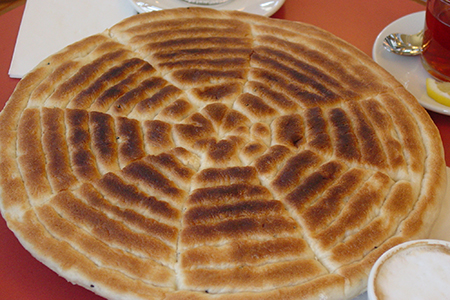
[0,7,446,300]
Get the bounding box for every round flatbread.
[0,7,446,300]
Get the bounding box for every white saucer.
[129,0,285,17]
[372,11,450,116]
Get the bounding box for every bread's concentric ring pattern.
[0,7,446,300]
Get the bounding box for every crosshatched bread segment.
[0,7,447,300]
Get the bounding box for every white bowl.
[367,239,450,300]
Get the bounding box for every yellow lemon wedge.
[426,78,450,107]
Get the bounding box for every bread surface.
[0,7,447,300]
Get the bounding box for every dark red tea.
[422,0,450,81]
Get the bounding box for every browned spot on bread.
[111,77,167,116]
[89,111,118,172]
[66,109,101,181]
[181,259,326,292]
[271,150,323,197]
[42,108,77,191]
[134,85,183,117]
[246,81,299,113]
[122,159,186,206]
[156,98,193,122]
[180,237,311,268]
[193,166,259,188]
[117,117,146,165]
[92,63,156,111]
[235,93,277,121]
[191,82,241,103]
[80,182,179,245]
[184,200,284,226]
[144,120,174,154]
[329,108,360,162]
[69,58,147,109]
[174,113,215,149]
[253,145,292,178]
[51,49,132,106]
[312,172,393,250]
[300,168,369,233]
[181,216,299,247]
[95,173,180,223]
[305,107,332,155]
[51,190,175,263]
[187,183,272,206]
[272,114,305,149]
[17,108,52,200]
[284,160,346,214]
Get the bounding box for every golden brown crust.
[0,7,446,300]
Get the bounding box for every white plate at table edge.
[129,0,285,17]
[372,11,450,116]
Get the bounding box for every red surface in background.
[0,1,447,300]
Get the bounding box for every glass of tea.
[421,0,450,82]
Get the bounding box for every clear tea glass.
[421,0,450,82]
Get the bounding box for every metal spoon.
[383,30,424,56]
